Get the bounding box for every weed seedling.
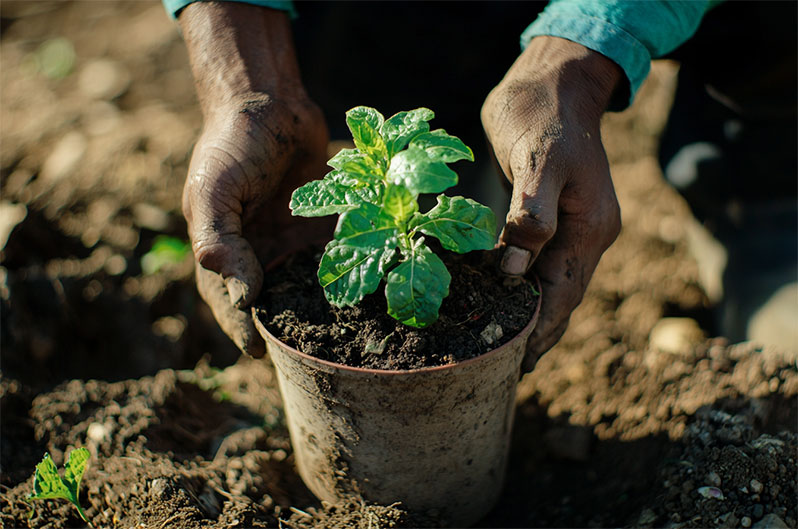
[291,106,496,327]
[26,447,92,526]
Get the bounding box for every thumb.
[500,166,562,276]
[186,191,264,309]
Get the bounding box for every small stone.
[707,471,722,487]
[87,422,108,442]
[649,317,705,355]
[750,479,763,494]
[149,478,170,500]
[638,509,657,525]
[741,516,752,528]
[752,504,764,519]
[754,514,789,529]
[480,321,504,346]
[697,486,725,500]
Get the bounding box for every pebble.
[87,422,108,442]
[754,514,789,528]
[741,516,752,528]
[752,504,764,519]
[480,321,503,345]
[750,479,763,493]
[649,317,704,355]
[149,478,169,499]
[707,471,722,487]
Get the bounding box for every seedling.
[290,106,496,327]
[26,448,92,526]
[141,235,191,275]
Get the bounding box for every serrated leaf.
[334,203,399,249]
[27,448,90,523]
[410,195,496,252]
[290,171,379,217]
[29,454,71,501]
[383,183,418,223]
[380,108,435,157]
[346,106,388,166]
[386,145,458,195]
[327,148,383,181]
[62,447,90,498]
[318,239,396,306]
[385,240,451,327]
[410,129,474,163]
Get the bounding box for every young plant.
[290,106,496,328]
[26,447,91,526]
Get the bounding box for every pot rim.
[251,274,541,377]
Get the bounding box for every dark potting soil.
[254,246,539,370]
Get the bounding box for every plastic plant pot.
[252,276,540,527]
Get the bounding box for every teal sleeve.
[163,0,296,19]
[521,0,719,107]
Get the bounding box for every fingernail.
[501,246,532,276]
[225,277,247,308]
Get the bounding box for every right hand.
[482,37,623,371]
[179,3,330,357]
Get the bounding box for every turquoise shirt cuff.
[163,0,296,20]
[521,0,715,108]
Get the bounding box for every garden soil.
[255,247,539,370]
[1,3,796,529]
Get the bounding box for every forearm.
[522,0,716,107]
[178,2,303,121]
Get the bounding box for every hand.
[179,3,330,357]
[482,37,623,371]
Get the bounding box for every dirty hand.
[482,36,623,371]
[180,3,329,357]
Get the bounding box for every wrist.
[504,36,622,121]
[179,2,304,121]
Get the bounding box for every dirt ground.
[1,2,796,529]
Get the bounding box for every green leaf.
[318,239,396,306]
[27,448,91,523]
[380,108,435,157]
[141,236,190,275]
[385,240,451,328]
[382,183,418,223]
[386,145,458,195]
[290,171,379,217]
[334,203,399,249]
[62,447,90,500]
[346,106,388,165]
[410,195,496,253]
[327,148,383,181]
[410,129,474,163]
[29,454,71,501]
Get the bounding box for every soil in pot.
[253,245,539,370]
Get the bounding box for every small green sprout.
[141,235,191,275]
[290,106,496,328]
[26,448,91,525]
